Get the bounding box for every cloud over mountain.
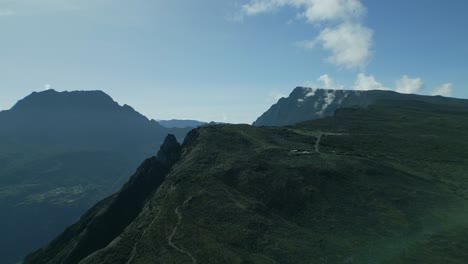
[395,75,424,94]
[242,0,373,69]
[353,73,387,91]
[432,83,453,97]
[306,73,449,96]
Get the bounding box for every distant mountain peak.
[254,87,467,127]
[11,89,118,112]
[254,87,368,126]
[0,89,182,147]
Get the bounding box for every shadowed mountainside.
[0,89,191,264]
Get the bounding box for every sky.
[1,0,467,123]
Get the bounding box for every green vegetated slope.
[25,97,468,264]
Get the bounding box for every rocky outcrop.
[156,134,182,166]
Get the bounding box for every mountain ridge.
[253,87,468,126]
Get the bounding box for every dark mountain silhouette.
[0,89,191,264]
[0,89,171,148]
[24,91,468,264]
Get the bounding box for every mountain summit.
[253,87,463,126]
[0,89,168,148]
[253,87,366,126]
[10,89,119,112]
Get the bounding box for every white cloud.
[242,0,366,23]
[303,74,344,90]
[432,83,452,97]
[309,73,442,96]
[305,88,316,97]
[395,75,423,94]
[353,73,387,90]
[300,0,365,24]
[315,23,373,69]
[320,89,337,113]
[318,74,344,90]
[241,0,373,70]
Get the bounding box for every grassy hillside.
[25,98,468,264]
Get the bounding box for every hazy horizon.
[3,86,466,125]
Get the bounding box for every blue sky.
[1,0,467,123]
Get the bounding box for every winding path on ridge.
[315,132,347,154]
[125,209,161,264]
[315,133,324,153]
[168,191,204,264]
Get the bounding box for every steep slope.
[25,95,468,264]
[253,87,466,126]
[0,90,191,264]
[24,135,182,264]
